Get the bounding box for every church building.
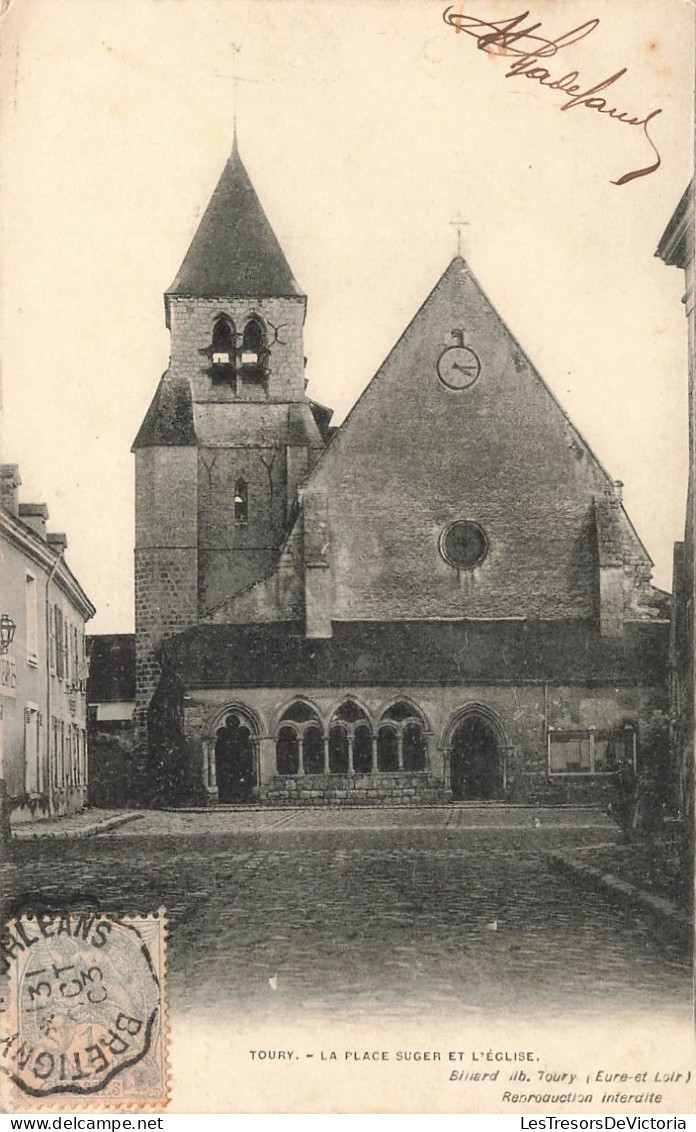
[133,139,670,807]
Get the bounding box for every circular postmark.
[1,913,161,1097]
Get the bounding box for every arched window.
[234,479,248,525]
[377,726,398,772]
[212,317,234,364]
[241,317,266,365]
[334,700,367,724]
[329,701,373,775]
[383,702,416,722]
[276,726,299,776]
[303,725,324,775]
[353,723,373,774]
[276,702,324,776]
[329,725,349,775]
[403,720,426,772]
[377,701,428,774]
[281,702,318,724]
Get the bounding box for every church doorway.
[215,714,255,803]
[450,713,503,801]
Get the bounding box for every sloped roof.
[307,399,334,444]
[296,254,655,622]
[286,402,328,447]
[655,181,694,268]
[160,619,669,690]
[167,139,303,299]
[309,254,620,488]
[132,372,196,450]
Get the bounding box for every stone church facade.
[133,139,670,807]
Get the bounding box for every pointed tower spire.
[166,142,303,303]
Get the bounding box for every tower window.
[212,317,234,365]
[234,478,248,525]
[241,317,265,366]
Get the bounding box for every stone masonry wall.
[181,679,665,806]
[168,295,307,404]
[134,446,199,801]
[262,772,447,805]
[165,295,322,615]
[134,548,199,799]
[197,443,288,614]
[306,258,649,622]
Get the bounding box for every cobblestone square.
[2,808,690,1023]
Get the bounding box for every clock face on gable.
[437,344,481,390]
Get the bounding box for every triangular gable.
[305,256,651,622]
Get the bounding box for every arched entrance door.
[450,714,503,800]
[215,714,255,803]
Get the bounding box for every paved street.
[2,808,690,1022]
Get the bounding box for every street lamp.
[0,615,16,655]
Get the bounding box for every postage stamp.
[0,911,168,1108]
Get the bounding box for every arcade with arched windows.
[197,694,450,805]
[195,695,447,805]
[189,685,640,807]
[272,698,429,782]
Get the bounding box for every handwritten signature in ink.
[442,7,662,186]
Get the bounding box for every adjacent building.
[657,182,695,828]
[132,140,671,807]
[86,633,135,808]
[0,465,95,822]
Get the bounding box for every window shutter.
[54,606,63,678]
[49,605,56,671]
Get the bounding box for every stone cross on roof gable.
[449,217,470,256]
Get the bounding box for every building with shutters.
[132,138,670,807]
[0,465,95,822]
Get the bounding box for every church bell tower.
[132,137,327,797]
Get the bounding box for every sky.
[0,0,693,633]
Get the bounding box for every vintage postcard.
[0,0,693,1116]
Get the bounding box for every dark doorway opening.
[215,714,255,803]
[450,714,503,800]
